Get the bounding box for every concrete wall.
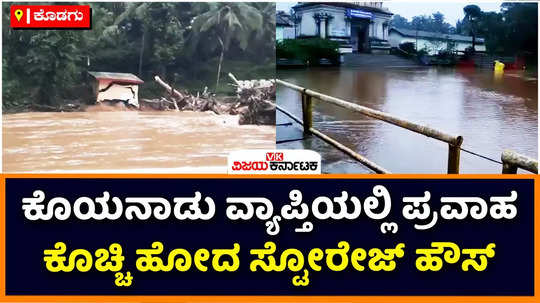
[371,18,385,40]
[283,27,295,39]
[277,26,295,41]
[298,8,319,36]
[295,5,390,40]
[327,10,347,37]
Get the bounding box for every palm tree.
[187,3,264,91]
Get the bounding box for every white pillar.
[320,18,326,38]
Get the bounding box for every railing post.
[501,149,537,174]
[502,163,518,174]
[301,92,313,135]
[447,136,463,174]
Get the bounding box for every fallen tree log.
[154,76,184,99]
[153,74,275,125]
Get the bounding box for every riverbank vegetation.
[2,2,275,112]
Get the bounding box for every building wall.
[295,5,391,40]
[283,27,296,40]
[276,26,284,41]
[297,7,319,36]
[371,18,385,40]
[277,26,295,41]
[388,30,403,47]
[388,31,486,55]
[328,10,348,37]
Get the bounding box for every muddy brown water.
[277,67,538,173]
[3,111,275,172]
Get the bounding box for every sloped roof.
[88,71,144,84]
[390,27,485,44]
[276,11,294,27]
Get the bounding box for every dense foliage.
[276,38,340,65]
[457,3,538,58]
[390,12,456,34]
[2,2,275,111]
[390,3,537,59]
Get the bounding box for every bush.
[276,38,340,65]
[399,42,416,54]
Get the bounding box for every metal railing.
[501,150,538,174]
[277,79,464,174]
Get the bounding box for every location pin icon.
[14,9,23,22]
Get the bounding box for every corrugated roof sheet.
[390,27,485,43]
[88,71,144,84]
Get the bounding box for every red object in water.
[457,59,476,69]
[503,57,526,70]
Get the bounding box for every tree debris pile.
[144,75,275,125]
[233,78,276,125]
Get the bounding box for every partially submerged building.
[291,2,393,53]
[388,27,486,55]
[287,2,486,56]
[88,72,144,108]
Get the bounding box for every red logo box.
[266,152,284,161]
[10,5,91,29]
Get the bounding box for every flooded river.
[3,111,275,172]
[277,67,538,173]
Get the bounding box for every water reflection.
[277,67,537,173]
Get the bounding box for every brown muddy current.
[277,67,538,173]
[3,111,275,172]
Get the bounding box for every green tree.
[500,2,538,59]
[392,13,455,34]
[186,3,264,90]
[389,14,410,29]
[456,2,537,61]
[2,2,276,111]
[2,3,84,107]
[463,4,482,52]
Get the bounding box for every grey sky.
[276,2,504,26]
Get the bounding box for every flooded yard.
[277,67,538,173]
[3,111,275,173]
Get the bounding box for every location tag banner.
[10,5,91,29]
